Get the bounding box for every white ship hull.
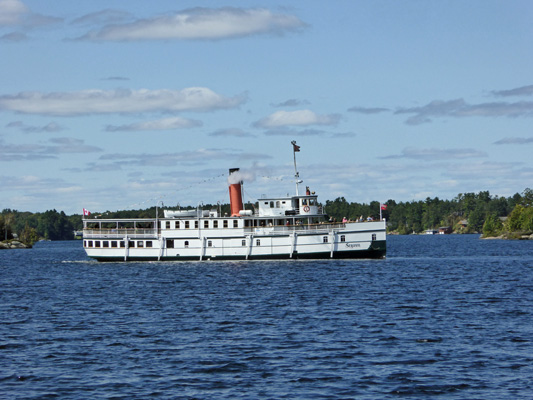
[83,221,385,261]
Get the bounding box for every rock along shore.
[0,240,31,249]
[481,233,533,240]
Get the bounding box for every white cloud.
[106,117,202,132]
[271,98,310,107]
[0,0,60,28]
[0,31,27,41]
[97,148,271,168]
[0,0,28,26]
[47,137,103,154]
[71,9,134,26]
[79,7,306,41]
[101,76,130,81]
[492,85,533,97]
[0,87,246,116]
[0,137,102,161]
[493,137,533,145]
[0,174,70,190]
[209,128,254,137]
[446,161,525,179]
[347,106,389,114]
[395,98,533,125]
[263,128,325,136]
[381,147,487,160]
[254,110,341,128]
[7,120,64,133]
[0,142,57,161]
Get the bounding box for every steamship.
[82,143,386,261]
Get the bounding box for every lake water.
[1,235,532,399]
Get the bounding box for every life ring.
[303,205,310,212]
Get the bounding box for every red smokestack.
[228,168,243,217]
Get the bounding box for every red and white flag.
[379,203,387,221]
[83,208,91,216]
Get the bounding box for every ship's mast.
[291,140,302,196]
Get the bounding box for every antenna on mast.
[291,140,302,195]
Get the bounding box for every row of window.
[84,239,261,249]
[85,235,359,249]
[85,240,153,248]
[301,198,317,206]
[265,200,287,208]
[164,220,240,230]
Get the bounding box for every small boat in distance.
[82,142,386,261]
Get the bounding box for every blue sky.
[1,0,532,214]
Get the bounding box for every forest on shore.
[1,188,532,246]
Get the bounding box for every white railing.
[244,223,344,235]
[83,229,157,239]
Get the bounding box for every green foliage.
[505,204,533,233]
[522,188,533,207]
[37,210,74,240]
[19,223,40,246]
[482,214,503,237]
[1,209,75,242]
[0,211,17,241]
[325,190,517,234]
[467,204,486,233]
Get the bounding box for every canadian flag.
[380,204,387,211]
[83,208,91,216]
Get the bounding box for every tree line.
[1,209,81,244]
[2,188,532,245]
[324,188,533,236]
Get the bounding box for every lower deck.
[88,242,386,262]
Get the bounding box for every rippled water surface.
[1,235,532,399]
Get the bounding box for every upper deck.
[82,215,384,240]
